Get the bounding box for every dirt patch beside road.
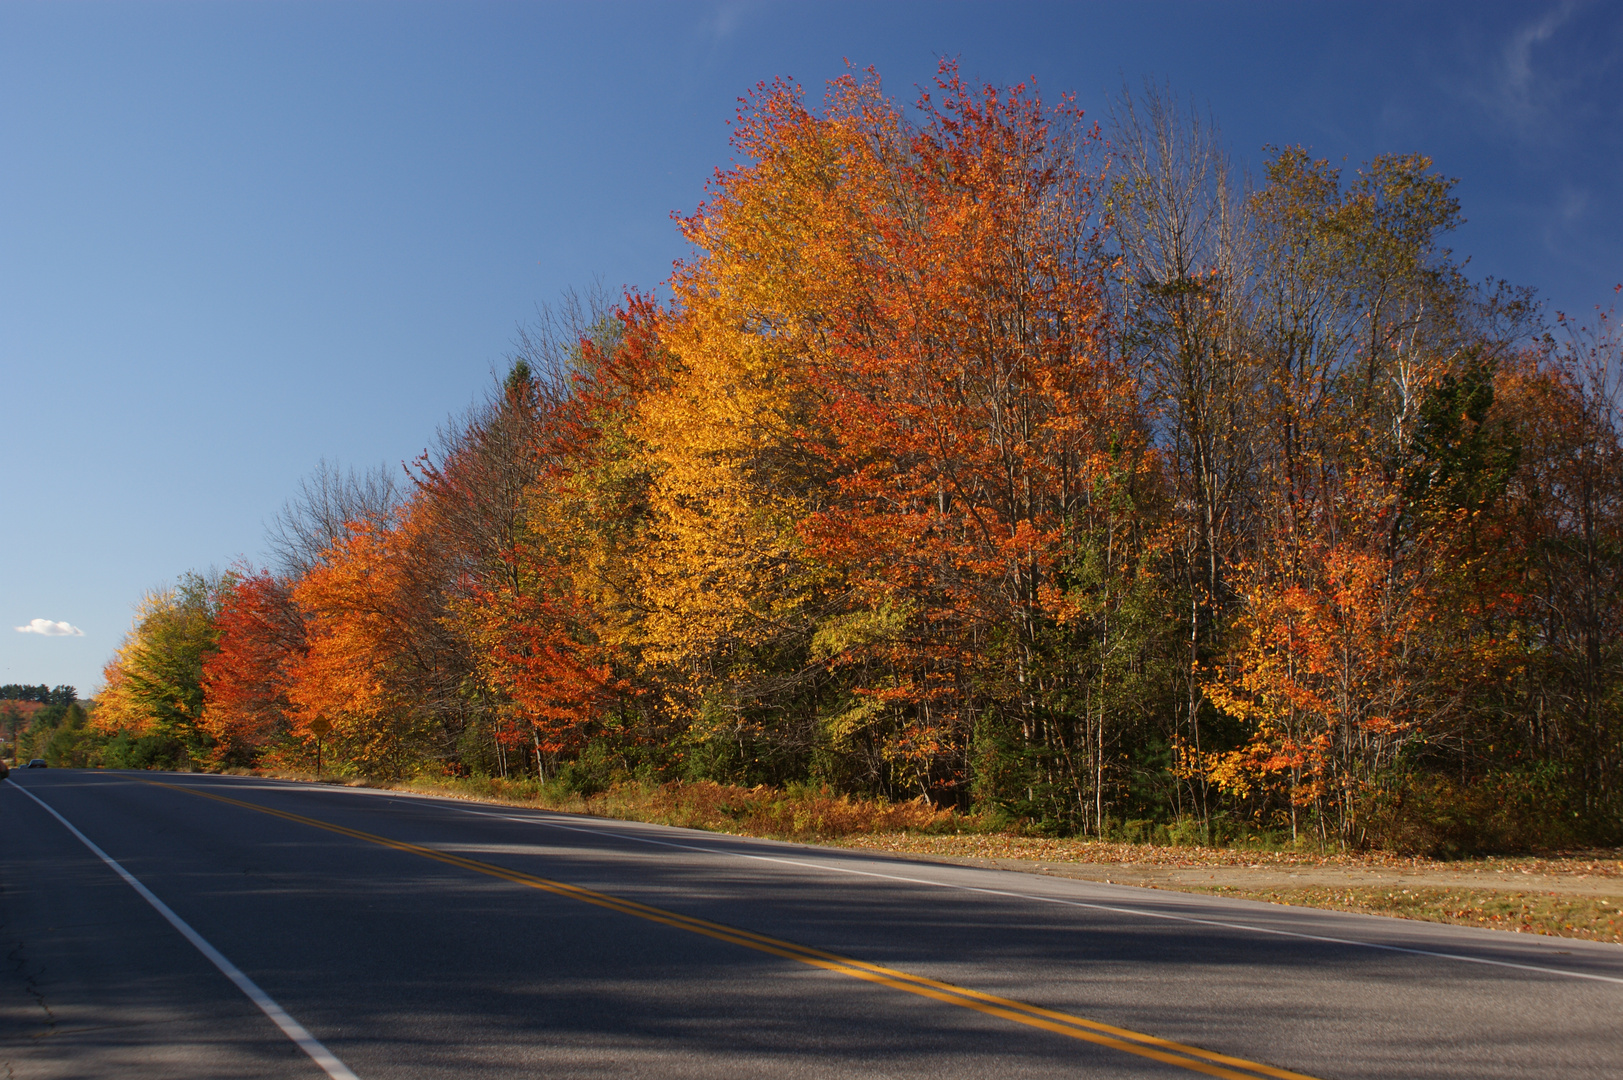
[828,832,1623,943]
[1193,884,1623,943]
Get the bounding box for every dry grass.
[245,768,1623,943]
[598,780,959,836]
[259,770,964,839]
[1191,884,1623,944]
[827,830,1623,878]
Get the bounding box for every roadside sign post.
[308,716,332,780]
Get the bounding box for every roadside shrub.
[1359,767,1617,855]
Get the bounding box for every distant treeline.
[1,685,77,707]
[5,699,94,766]
[89,66,1623,854]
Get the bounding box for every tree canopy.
[87,64,1623,853]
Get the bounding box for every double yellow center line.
[149,779,1321,1080]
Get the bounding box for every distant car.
[0,761,7,779]
[25,759,47,769]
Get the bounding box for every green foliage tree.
[93,571,233,768]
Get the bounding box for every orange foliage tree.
[1204,467,1442,843]
[288,505,469,778]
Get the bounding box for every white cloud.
[1496,1,1579,130]
[15,618,85,637]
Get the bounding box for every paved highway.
[2,770,1618,1079]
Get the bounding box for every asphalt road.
[2,771,1619,1079]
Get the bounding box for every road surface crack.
[4,938,54,1037]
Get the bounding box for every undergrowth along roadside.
[249,770,966,838]
[238,769,1623,944]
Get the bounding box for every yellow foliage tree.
[629,75,890,691]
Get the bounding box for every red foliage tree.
[788,64,1147,797]
[201,570,306,765]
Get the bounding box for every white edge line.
[5,779,360,1080]
[431,801,1623,988]
[191,775,1623,988]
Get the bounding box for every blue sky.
[3,0,1619,696]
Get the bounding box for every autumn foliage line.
[94,66,1623,853]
